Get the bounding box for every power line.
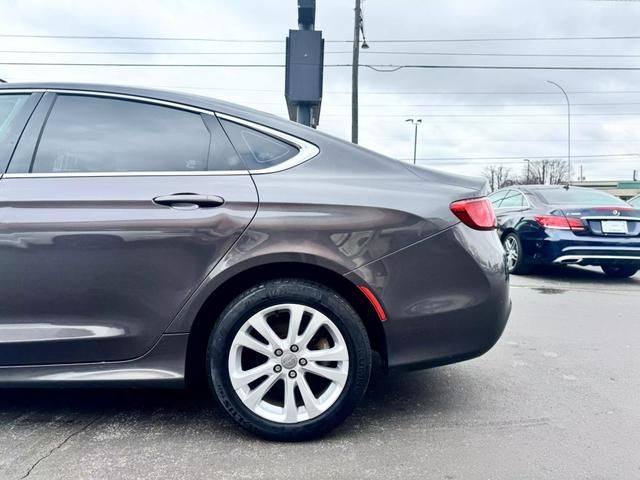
[1,33,640,42]
[165,98,640,107]
[382,139,640,143]
[3,49,640,58]
[363,51,640,58]
[322,112,640,117]
[118,85,640,95]
[0,49,289,55]
[0,62,287,67]
[363,36,640,43]
[361,64,640,72]
[405,153,639,162]
[405,157,640,166]
[4,61,640,71]
[329,90,640,95]
[0,33,285,43]
[327,102,640,108]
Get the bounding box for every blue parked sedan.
[490,185,640,278]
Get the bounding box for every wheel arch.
[183,261,387,387]
[500,227,518,241]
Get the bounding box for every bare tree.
[482,165,513,191]
[525,159,568,185]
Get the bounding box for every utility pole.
[406,118,422,164]
[523,158,530,182]
[547,80,571,185]
[352,0,362,144]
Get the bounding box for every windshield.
[535,188,628,206]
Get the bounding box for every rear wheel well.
[185,262,387,387]
[500,228,516,241]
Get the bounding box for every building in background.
[572,180,640,200]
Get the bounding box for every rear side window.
[220,119,298,170]
[499,190,526,208]
[536,188,627,206]
[0,94,30,146]
[489,191,507,208]
[31,95,211,173]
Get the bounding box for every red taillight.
[535,215,585,231]
[450,197,497,231]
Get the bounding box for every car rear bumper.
[521,230,640,266]
[346,223,511,371]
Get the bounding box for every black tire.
[502,232,532,275]
[601,265,638,279]
[207,278,371,441]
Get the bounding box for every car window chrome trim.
[216,113,320,174]
[1,88,319,178]
[3,171,247,179]
[0,89,47,94]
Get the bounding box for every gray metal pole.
[547,80,571,185]
[297,105,311,127]
[352,0,361,144]
[413,123,418,165]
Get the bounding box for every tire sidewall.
[207,279,371,441]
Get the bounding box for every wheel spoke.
[247,312,283,350]
[234,331,273,358]
[304,345,348,362]
[284,378,298,422]
[297,374,321,417]
[230,362,274,390]
[296,312,326,348]
[243,373,280,410]
[287,304,305,345]
[303,362,348,387]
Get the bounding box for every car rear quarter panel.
[166,142,485,334]
[347,223,510,370]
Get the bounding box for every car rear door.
[0,91,258,366]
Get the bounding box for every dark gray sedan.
[0,83,510,440]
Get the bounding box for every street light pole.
[523,158,531,182]
[406,118,422,165]
[547,80,571,185]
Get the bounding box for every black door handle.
[153,193,225,208]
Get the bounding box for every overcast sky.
[2,0,640,181]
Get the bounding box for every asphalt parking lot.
[1,266,638,480]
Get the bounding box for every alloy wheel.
[504,235,519,272]
[227,304,349,424]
